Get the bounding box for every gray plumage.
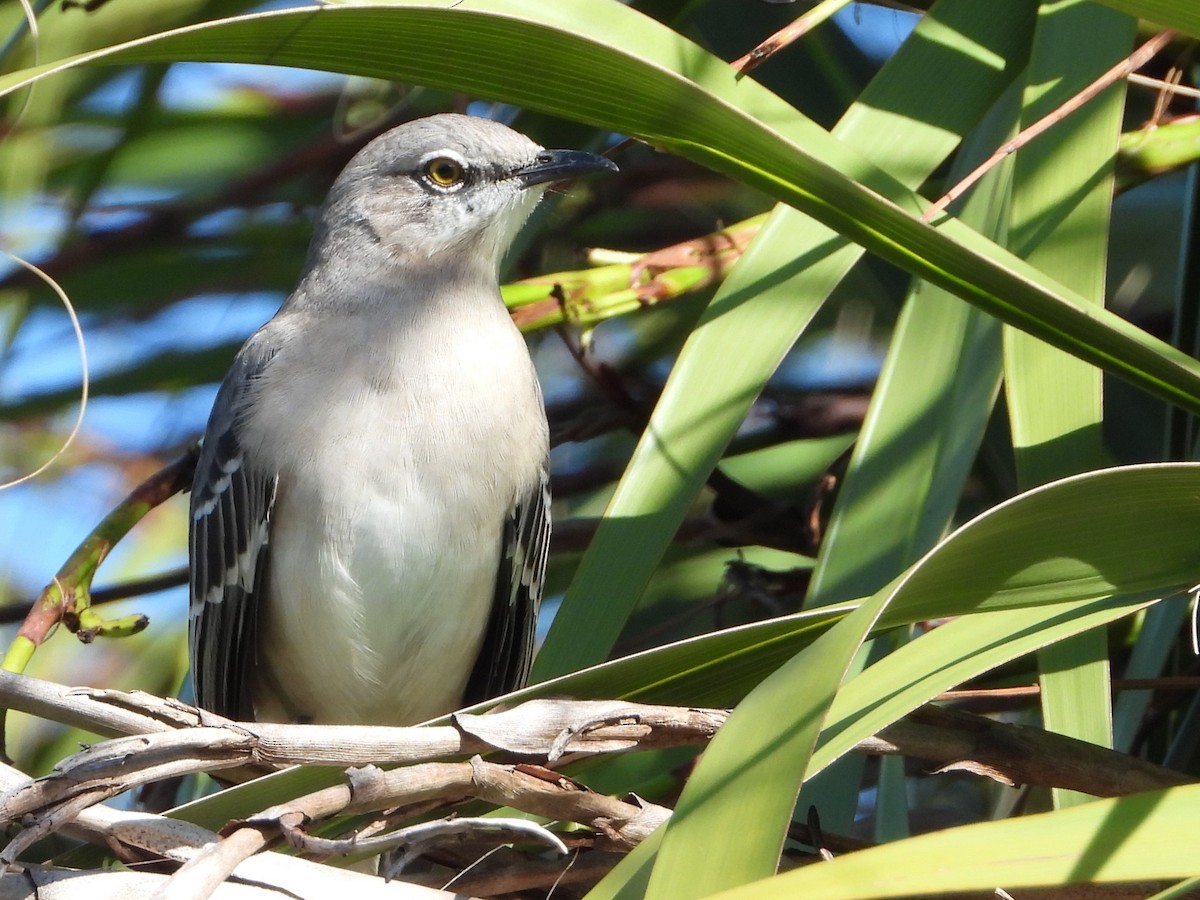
[188,113,614,725]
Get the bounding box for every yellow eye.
[423,156,465,188]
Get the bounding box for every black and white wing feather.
[188,336,279,721]
[464,465,551,705]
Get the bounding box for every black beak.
[515,149,618,188]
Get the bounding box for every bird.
[187,113,616,726]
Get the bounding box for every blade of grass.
[538,0,1040,677]
[632,463,1200,897]
[1003,2,1135,808]
[708,782,1200,898]
[805,67,1022,607]
[810,595,1156,780]
[796,69,1022,834]
[1095,0,1200,34]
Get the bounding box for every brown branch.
[60,803,448,899]
[162,757,667,894]
[282,815,566,865]
[923,29,1177,223]
[0,686,726,832]
[1,667,1195,896]
[405,846,622,897]
[940,676,1200,702]
[1128,71,1200,102]
[731,0,845,75]
[871,705,1194,798]
[4,667,1193,826]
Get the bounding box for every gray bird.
[188,113,616,725]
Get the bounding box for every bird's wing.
[188,337,279,721]
[464,465,551,705]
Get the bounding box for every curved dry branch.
[1,668,1195,900]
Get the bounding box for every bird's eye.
[423,156,465,188]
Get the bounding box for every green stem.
[3,445,199,673]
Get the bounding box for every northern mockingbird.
[188,113,616,725]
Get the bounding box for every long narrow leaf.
[622,463,1200,897]
[541,0,1039,675]
[1005,1,1133,809]
[709,782,1200,898]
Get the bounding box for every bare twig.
[1128,71,1200,101]
[731,0,849,75]
[0,671,727,761]
[871,705,1194,797]
[2,666,1194,895]
[0,863,463,899]
[286,815,567,863]
[169,757,667,895]
[5,668,1195,815]
[923,29,1177,223]
[0,681,725,834]
[940,676,1200,702]
[158,824,278,900]
[9,698,723,812]
[65,804,457,898]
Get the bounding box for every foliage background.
[3,0,1200,897]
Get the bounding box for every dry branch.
[871,705,1194,797]
[127,757,663,897]
[0,685,701,882]
[923,28,1177,221]
[1,668,1195,900]
[0,760,468,897]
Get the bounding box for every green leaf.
[644,576,893,898]
[1095,0,1200,34]
[794,69,1022,831]
[811,595,1154,780]
[708,782,1200,898]
[1001,3,1134,808]
[805,47,1023,608]
[539,0,1040,677]
[603,462,1200,897]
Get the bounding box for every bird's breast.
[242,306,547,724]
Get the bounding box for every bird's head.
[315,113,616,274]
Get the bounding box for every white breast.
[241,296,546,724]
